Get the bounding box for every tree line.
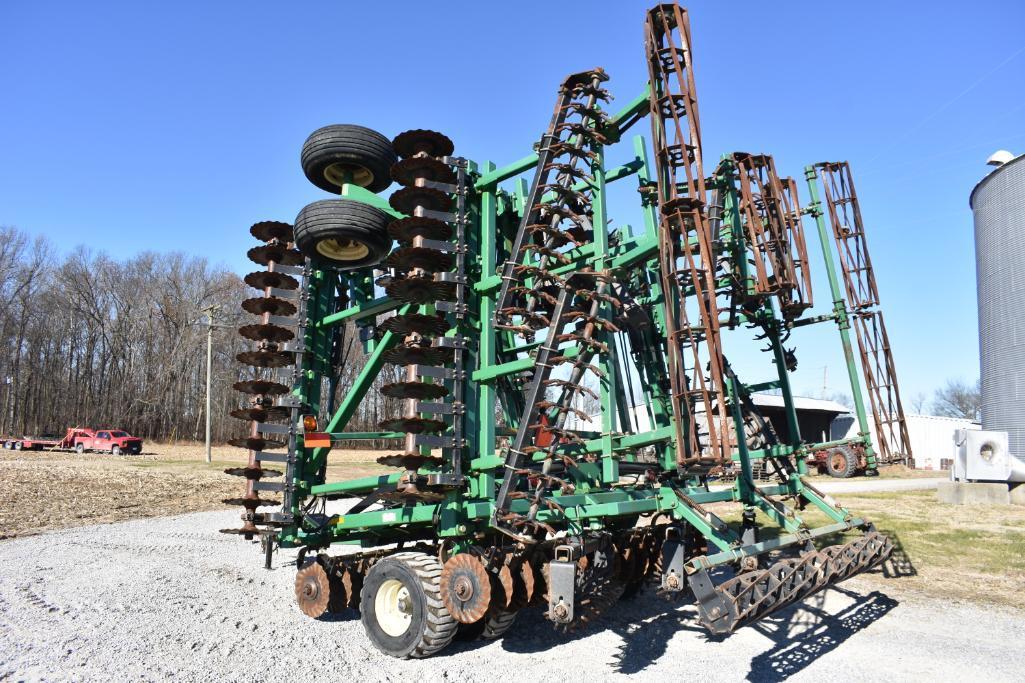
[0,226,394,446]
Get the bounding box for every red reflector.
[304,433,331,448]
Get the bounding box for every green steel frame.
[269,87,880,576]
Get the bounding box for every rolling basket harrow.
[223,3,909,659]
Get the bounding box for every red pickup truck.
[3,427,143,455]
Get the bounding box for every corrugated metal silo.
[970,153,1025,457]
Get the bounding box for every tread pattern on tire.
[293,199,391,269]
[373,551,458,659]
[480,608,517,639]
[301,124,397,194]
[827,446,858,478]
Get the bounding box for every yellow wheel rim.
[324,162,373,189]
[316,238,369,262]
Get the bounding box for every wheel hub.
[375,579,413,637]
[316,237,370,261]
[323,162,373,189]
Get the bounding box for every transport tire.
[75,443,84,454]
[826,446,858,478]
[359,551,457,659]
[301,124,397,194]
[111,445,122,456]
[293,199,391,270]
[13,441,22,451]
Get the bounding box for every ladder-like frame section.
[644,3,730,469]
[815,161,912,464]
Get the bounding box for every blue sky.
[1,1,1023,403]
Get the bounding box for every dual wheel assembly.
[294,123,397,269]
[294,550,519,659]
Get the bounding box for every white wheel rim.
[375,578,412,637]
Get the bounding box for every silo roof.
[970,152,1025,209]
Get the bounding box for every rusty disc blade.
[250,220,294,243]
[440,553,492,624]
[379,416,447,434]
[381,344,451,366]
[385,277,455,304]
[236,350,294,369]
[380,381,449,400]
[389,186,453,216]
[380,313,449,337]
[390,156,456,186]
[230,406,291,422]
[233,379,290,395]
[244,270,299,291]
[529,561,546,606]
[340,567,363,610]
[228,437,286,450]
[238,323,295,343]
[242,296,297,317]
[224,466,283,479]
[385,246,454,272]
[376,453,445,469]
[392,129,454,159]
[295,561,331,618]
[222,497,280,508]
[388,216,452,242]
[247,244,304,267]
[495,565,515,610]
[509,560,534,609]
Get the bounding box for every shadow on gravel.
[744,586,899,682]
[467,581,898,680]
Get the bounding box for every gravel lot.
[2,506,1023,682]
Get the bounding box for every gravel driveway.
[1,507,1021,682]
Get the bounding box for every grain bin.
[970,152,1025,457]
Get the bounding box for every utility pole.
[202,305,220,464]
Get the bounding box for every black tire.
[480,608,517,639]
[301,124,396,194]
[359,551,457,659]
[13,441,22,451]
[825,446,858,478]
[111,445,121,456]
[75,443,84,454]
[294,199,391,270]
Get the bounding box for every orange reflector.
[304,432,331,448]
[302,415,319,432]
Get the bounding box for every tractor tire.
[13,441,22,451]
[294,199,391,270]
[76,443,84,454]
[301,124,397,194]
[111,445,122,456]
[825,446,858,478]
[359,551,457,659]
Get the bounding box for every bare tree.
[932,379,981,420]
[910,392,928,414]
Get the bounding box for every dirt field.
[2,447,1021,612]
[0,442,388,539]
